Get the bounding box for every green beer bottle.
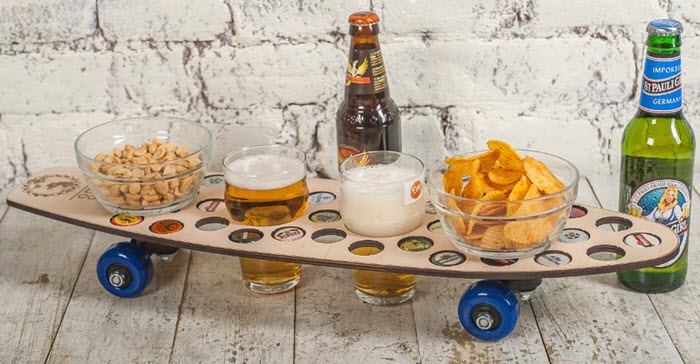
[618,19,695,293]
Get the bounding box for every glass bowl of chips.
[427,141,579,259]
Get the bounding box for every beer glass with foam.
[340,151,425,304]
[223,145,308,293]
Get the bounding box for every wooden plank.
[294,265,420,364]
[589,174,700,363]
[169,251,295,363]
[530,177,682,363]
[0,208,92,363]
[46,232,190,363]
[413,276,549,363]
[8,168,678,280]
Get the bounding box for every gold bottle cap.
[349,11,379,25]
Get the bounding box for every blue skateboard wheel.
[458,280,520,341]
[96,242,154,298]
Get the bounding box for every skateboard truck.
[500,278,543,301]
[132,239,179,262]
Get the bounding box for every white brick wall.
[0,0,698,199]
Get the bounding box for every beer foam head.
[224,154,305,190]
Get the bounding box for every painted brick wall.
[0,0,698,199]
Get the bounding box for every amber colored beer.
[223,145,309,294]
[224,179,308,226]
[351,245,416,299]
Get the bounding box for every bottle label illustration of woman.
[628,179,691,267]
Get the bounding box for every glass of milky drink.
[339,151,425,305]
[223,145,309,294]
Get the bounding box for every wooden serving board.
[7,168,680,280]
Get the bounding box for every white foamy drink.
[340,164,424,237]
[224,154,305,190]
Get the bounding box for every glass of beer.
[339,151,425,305]
[223,145,309,293]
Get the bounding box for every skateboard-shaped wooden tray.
[7,168,680,280]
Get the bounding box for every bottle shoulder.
[336,99,401,127]
[622,111,695,158]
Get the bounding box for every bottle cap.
[349,11,379,25]
[647,19,683,36]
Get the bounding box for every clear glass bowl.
[75,117,212,216]
[427,150,579,259]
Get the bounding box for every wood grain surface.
[0,209,92,363]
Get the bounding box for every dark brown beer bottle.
[336,11,401,165]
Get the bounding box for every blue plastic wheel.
[96,242,154,298]
[458,280,520,341]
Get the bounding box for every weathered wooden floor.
[1,175,698,364]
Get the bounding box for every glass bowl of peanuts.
[75,117,212,216]
[427,141,579,259]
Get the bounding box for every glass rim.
[74,116,212,167]
[222,144,307,178]
[339,150,425,185]
[426,149,580,204]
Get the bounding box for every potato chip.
[488,168,523,186]
[486,179,519,195]
[523,183,543,200]
[461,172,488,200]
[487,140,524,172]
[507,176,531,215]
[508,176,531,200]
[523,156,565,194]
[511,184,547,217]
[481,225,505,249]
[446,198,467,235]
[483,190,506,201]
[446,150,500,171]
[479,204,507,217]
[466,221,489,238]
[443,166,465,195]
[503,216,554,247]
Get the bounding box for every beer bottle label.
[345,48,388,94]
[338,142,367,165]
[639,55,682,114]
[627,178,691,267]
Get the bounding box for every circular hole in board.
[429,250,467,267]
[558,228,591,243]
[110,214,144,227]
[271,226,306,242]
[623,232,662,248]
[569,205,588,219]
[149,219,184,234]
[202,174,225,187]
[197,198,226,213]
[311,229,347,244]
[309,209,342,224]
[309,191,336,205]
[195,217,230,231]
[349,240,385,256]
[398,236,434,252]
[595,216,633,232]
[229,229,264,244]
[481,258,519,267]
[535,250,572,267]
[587,245,626,261]
[427,220,445,234]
